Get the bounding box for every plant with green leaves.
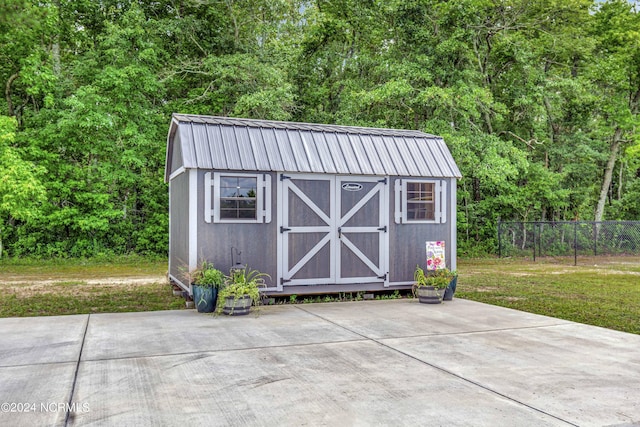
[216,267,269,314]
[413,265,456,290]
[190,261,224,289]
[0,116,46,258]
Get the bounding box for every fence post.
[533,222,536,262]
[574,221,578,266]
[538,222,542,258]
[497,218,502,258]
[593,222,597,257]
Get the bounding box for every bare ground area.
[461,255,640,276]
[0,276,169,298]
[0,259,179,316]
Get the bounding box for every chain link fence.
[497,221,640,265]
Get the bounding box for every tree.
[591,0,640,221]
[0,115,45,257]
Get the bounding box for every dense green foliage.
[1,0,639,257]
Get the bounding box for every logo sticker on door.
[341,183,363,192]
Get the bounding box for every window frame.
[404,181,437,222]
[205,172,271,224]
[218,175,259,220]
[395,179,446,224]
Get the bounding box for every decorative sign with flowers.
[425,241,446,271]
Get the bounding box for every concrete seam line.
[0,322,570,369]
[294,305,579,427]
[64,313,90,427]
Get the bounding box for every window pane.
[407,202,435,220]
[220,209,238,219]
[220,177,238,188]
[221,177,257,198]
[407,182,433,202]
[221,188,239,197]
[238,178,256,189]
[218,176,258,221]
[239,200,256,209]
[238,209,256,219]
[405,181,436,221]
[242,188,257,198]
[220,200,237,209]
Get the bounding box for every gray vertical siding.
[195,170,278,285]
[388,177,456,283]
[169,171,191,287]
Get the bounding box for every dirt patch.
[501,296,526,301]
[476,286,500,292]
[0,276,168,298]
[0,275,167,285]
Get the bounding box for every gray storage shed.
[165,114,462,295]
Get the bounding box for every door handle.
[338,227,342,239]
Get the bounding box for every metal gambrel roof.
[165,114,462,181]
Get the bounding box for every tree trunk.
[618,160,624,201]
[52,0,61,76]
[595,127,623,222]
[5,72,19,116]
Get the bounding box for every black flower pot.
[443,276,458,301]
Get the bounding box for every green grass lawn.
[1,256,639,335]
[457,256,640,335]
[0,256,184,317]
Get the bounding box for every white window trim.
[204,172,271,224]
[394,178,447,224]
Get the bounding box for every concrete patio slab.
[82,306,363,360]
[0,298,638,427]
[0,315,87,367]
[295,298,572,339]
[381,323,640,427]
[70,341,566,426]
[0,363,75,427]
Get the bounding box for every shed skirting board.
[169,274,189,292]
[263,282,413,296]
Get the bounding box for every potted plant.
[191,261,225,313]
[443,270,458,301]
[217,267,269,315]
[413,265,455,304]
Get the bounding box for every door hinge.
[280,277,292,285]
[378,177,387,184]
[280,226,291,233]
[377,226,387,232]
[377,273,388,280]
[280,174,290,181]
